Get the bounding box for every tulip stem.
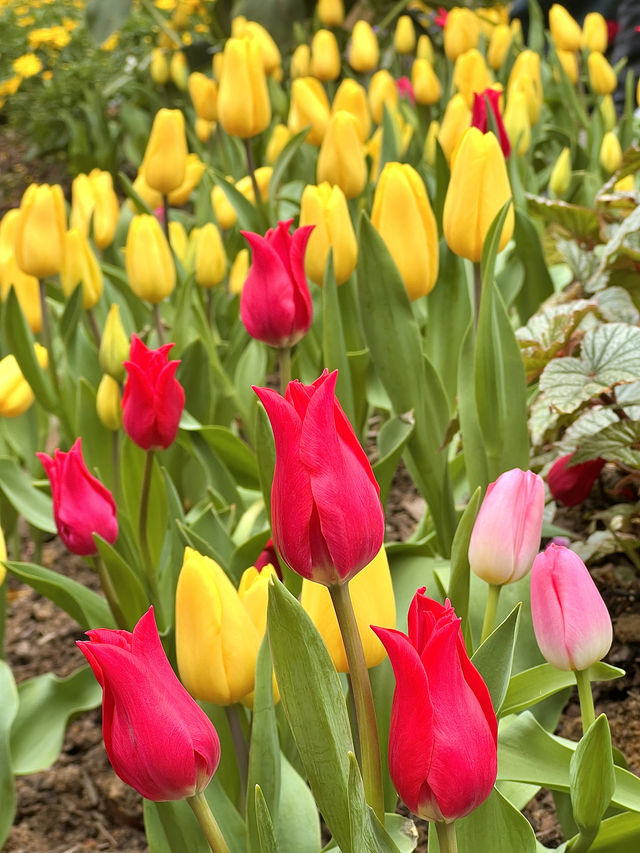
[38,280,61,398]
[480,583,501,644]
[224,704,249,814]
[329,581,384,823]
[434,820,459,853]
[0,582,6,660]
[152,304,166,346]
[473,262,482,330]
[278,346,291,394]
[93,554,128,629]
[162,194,171,244]
[243,138,268,232]
[86,308,101,348]
[187,791,231,853]
[378,0,411,32]
[575,668,596,735]
[138,449,159,602]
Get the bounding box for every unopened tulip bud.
[417,33,434,63]
[504,89,531,155]
[549,3,582,51]
[266,124,292,164]
[288,77,331,146]
[96,374,122,431]
[291,43,311,78]
[60,228,103,309]
[100,304,129,382]
[349,20,379,73]
[471,88,510,158]
[394,15,416,54]
[311,29,341,81]
[437,93,471,163]
[194,222,227,288]
[229,247,249,295]
[412,59,441,106]
[453,48,492,108]
[488,24,511,69]
[218,37,271,138]
[188,71,217,121]
[531,544,612,671]
[600,94,616,132]
[317,0,344,28]
[582,12,608,52]
[150,48,169,84]
[550,147,572,197]
[125,214,175,303]
[556,49,578,84]
[600,131,622,174]
[300,182,357,285]
[332,78,371,141]
[424,120,440,166]
[14,183,66,278]
[142,109,188,195]
[444,7,480,60]
[547,453,605,506]
[368,69,398,125]
[195,117,214,142]
[0,344,48,418]
[317,111,367,199]
[507,51,543,124]
[588,51,617,96]
[169,50,188,90]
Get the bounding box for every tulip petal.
[241,231,297,345]
[154,360,185,449]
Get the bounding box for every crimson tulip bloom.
[547,453,605,507]
[77,608,221,801]
[253,369,384,585]
[471,88,511,158]
[37,438,118,556]
[240,219,314,349]
[122,335,185,450]
[373,589,497,822]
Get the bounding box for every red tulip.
[240,219,314,348]
[471,88,511,158]
[372,589,497,821]
[397,76,415,104]
[547,453,605,507]
[253,369,384,585]
[254,537,283,579]
[77,608,221,801]
[122,335,185,450]
[37,438,118,556]
[531,544,612,671]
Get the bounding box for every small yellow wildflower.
[13,53,42,78]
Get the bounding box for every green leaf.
[502,662,624,717]
[472,604,521,714]
[373,416,414,510]
[513,211,555,323]
[120,441,168,569]
[254,403,275,525]
[269,128,309,204]
[179,338,212,426]
[0,457,56,533]
[378,105,400,179]
[59,284,84,348]
[4,288,57,412]
[276,754,322,853]
[94,536,149,630]
[570,714,615,833]
[75,378,116,491]
[199,426,259,490]
[540,323,640,413]
[5,561,114,629]
[255,786,278,853]
[234,338,267,433]
[267,579,354,852]
[447,487,481,649]
[323,252,355,424]
[210,171,260,232]
[458,322,489,492]
[453,787,537,853]
[10,666,102,775]
[571,420,640,467]
[581,810,640,852]
[0,661,18,848]
[525,194,600,242]
[86,0,132,41]
[382,814,418,853]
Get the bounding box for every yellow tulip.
[507,50,542,124]
[176,547,260,705]
[317,0,344,28]
[60,228,103,309]
[444,7,480,61]
[614,174,634,192]
[70,170,119,250]
[443,126,514,263]
[130,172,162,211]
[300,182,357,285]
[169,220,189,265]
[424,120,440,167]
[453,48,493,108]
[300,547,396,672]
[437,93,471,163]
[99,303,129,382]
[504,89,531,155]
[212,51,224,82]
[317,111,367,199]
[556,49,578,84]
[96,374,122,431]
[231,18,281,75]
[288,77,331,146]
[1,255,41,333]
[142,109,188,195]
[349,20,379,73]
[169,50,188,90]
[311,29,341,81]
[412,59,441,106]
[229,248,249,295]
[266,124,292,164]
[371,161,439,300]
[549,3,582,52]
[291,43,311,79]
[599,131,622,174]
[488,24,511,70]
[332,78,371,142]
[195,117,215,143]
[417,33,434,63]
[0,209,20,285]
[167,153,206,206]
[0,344,48,418]
[588,51,617,96]
[600,94,616,132]
[508,73,541,127]
[194,222,227,288]
[125,214,175,303]
[218,37,271,138]
[394,15,416,54]
[237,564,280,706]
[188,71,217,122]
[368,69,398,125]
[14,183,66,278]
[150,48,169,85]
[550,147,572,197]
[211,168,272,230]
[582,12,608,52]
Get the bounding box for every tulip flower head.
[531,544,613,671]
[547,453,605,507]
[240,219,314,349]
[471,88,510,159]
[122,335,185,451]
[254,369,385,585]
[77,608,221,801]
[372,589,497,821]
[37,437,118,556]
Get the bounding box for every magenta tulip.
[240,219,314,348]
[77,608,221,801]
[253,369,384,585]
[530,543,613,671]
[37,438,118,556]
[372,589,497,821]
[547,453,605,507]
[471,88,511,158]
[122,335,185,450]
[468,468,544,585]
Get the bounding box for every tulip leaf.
[373,415,414,510]
[4,287,58,413]
[472,603,521,714]
[210,170,261,233]
[255,786,278,853]
[512,211,554,324]
[323,252,356,425]
[458,321,489,493]
[276,754,322,853]
[254,402,275,525]
[120,440,168,570]
[379,105,400,179]
[570,714,615,833]
[447,487,481,651]
[235,338,268,437]
[5,561,114,628]
[0,661,18,848]
[269,128,309,205]
[145,798,209,853]
[198,426,259,490]
[0,457,56,533]
[59,284,84,348]
[179,338,213,426]
[86,0,132,41]
[75,378,117,492]
[117,170,153,214]
[574,810,640,852]
[10,665,102,775]
[94,535,149,629]
[501,662,624,718]
[267,579,354,853]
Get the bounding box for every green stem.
[187,791,231,853]
[86,308,101,348]
[434,820,459,853]
[153,303,166,345]
[162,194,171,244]
[575,668,596,735]
[473,261,482,331]
[329,582,384,823]
[378,0,410,32]
[480,583,501,644]
[243,138,268,232]
[93,554,127,629]
[111,430,121,506]
[224,704,249,814]
[0,580,6,660]
[138,449,157,596]
[278,346,291,395]
[39,280,61,397]
[568,827,598,853]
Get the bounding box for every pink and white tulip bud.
[531,544,612,671]
[468,468,544,585]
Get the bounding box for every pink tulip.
[530,544,612,671]
[77,608,220,801]
[471,88,511,158]
[240,219,314,349]
[253,369,384,585]
[122,335,185,450]
[547,453,605,507]
[468,468,545,585]
[372,589,497,821]
[37,438,118,556]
